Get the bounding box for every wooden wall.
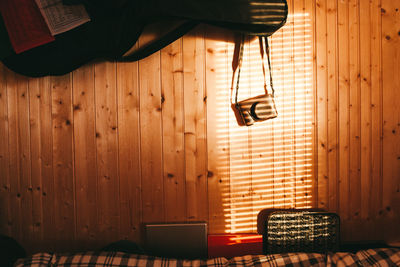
[0,0,399,254]
[315,0,400,242]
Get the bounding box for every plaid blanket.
[227,253,327,267]
[15,251,229,267]
[14,248,400,267]
[329,248,400,267]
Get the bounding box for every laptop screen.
[144,222,208,259]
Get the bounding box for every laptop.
[144,222,207,259]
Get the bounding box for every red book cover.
[0,0,55,54]
[208,234,263,258]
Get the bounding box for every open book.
[35,0,90,36]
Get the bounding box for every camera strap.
[231,34,275,105]
[259,36,275,97]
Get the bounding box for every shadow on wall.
[210,12,314,233]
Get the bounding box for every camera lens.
[250,101,273,120]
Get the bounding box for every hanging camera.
[231,35,277,127]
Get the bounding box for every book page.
[35,0,90,35]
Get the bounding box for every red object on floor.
[0,0,54,54]
[208,234,263,258]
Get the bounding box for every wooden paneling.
[6,70,23,243]
[32,76,55,249]
[0,0,400,253]
[314,0,400,242]
[183,27,208,222]
[116,59,141,241]
[161,38,186,222]
[51,74,75,249]
[316,0,329,210]
[370,0,383,240]
[381,0,400,241]
[72,64,97,248]
[338,0,350,223]
[94,61,120,243]
[0,64,10,237]
[138,40,164,223]
[206,27,233,234]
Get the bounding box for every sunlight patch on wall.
[212,13,313,233]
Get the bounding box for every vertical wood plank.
[338,0,350,223]
[72,65,98,248]
[117,59,141,241]
[292,0,315,208]
[161,39,186,222]
[229,35,252,231]
[51,74,75,250]
[35,77,55,248]
[280,3,294,208]
[183,27,208,222]
[6,70,23,243]
[28,77,46,245]
[271,22,286,208]
[293,0,305,208]
[285,0,296,208]
[0,64,11,236]
[316,0,329,210]
[348,0,361,225]
[359,0,372,221]
[305,0,317,208]
[139,45,164,223]
[251,33,276,214]
[381,0,400,240]
[370,0,383,234]
[94,62,120,243]
[206,27,232,233]
[327,0,338,213]
[14,76,34,249]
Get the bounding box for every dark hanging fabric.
[0,0,287,77]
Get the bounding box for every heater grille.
[263,211,340,253]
